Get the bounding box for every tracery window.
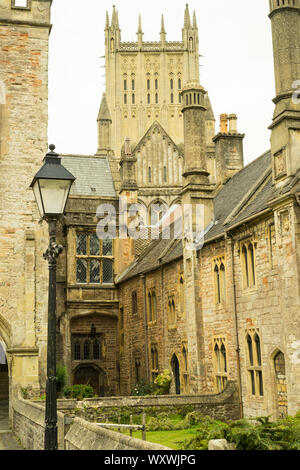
[135,358,141,382]
[76,232,113,285]
[72,334,105,362]
[120,307,124,351]
[213,338,228,393]
[213,256,226,304]
[148,290,157,323]
[132,291,138,316]
[179,274,185,315]
[151,345,159,383]
[182,344,189,391]
[241,240,256,289]
[246,330,264,396]
[168,296,176,326]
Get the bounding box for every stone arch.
[0,314,12,350]
[271,348,288,419]
[72,363,108,397]
[148,198,169,225]
[170,353,181,395]
[0,316,11,401]
[136,199,148,227]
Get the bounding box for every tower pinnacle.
[111,5,119,29]
[193,10,198,29]
[184,4,192,29]
[138,14,143,34]
[161,14,166,34]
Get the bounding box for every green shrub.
[178,413,300,451]
[56,364,68,396]
[154,370,172,395]
[63,384,94,400]
[147,415,186,432]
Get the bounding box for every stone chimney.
[213,114,245,185]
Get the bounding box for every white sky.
[48,0,275,165]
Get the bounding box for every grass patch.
[125,428,199,450]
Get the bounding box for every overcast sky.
[48,0,275,165]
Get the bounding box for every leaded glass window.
[75,232,114,285]
[246,330,264,396]
[214,338,228,393]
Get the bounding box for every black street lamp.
[30,145,75,450]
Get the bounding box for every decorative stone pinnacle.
[193,11,198,29]
[184,4,191,28]
[161,15,166,34]
[138,14,143,34]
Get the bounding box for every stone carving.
[274,149,286,177]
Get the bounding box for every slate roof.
[116,150,279,284]
[61,155,116,198]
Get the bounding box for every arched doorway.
[73,365,107,397]
[171,354,181,395]
[274,351,288,419]
[0,341,8,401]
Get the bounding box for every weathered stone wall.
[119,258,190,396]
[12,395,65,450]
[65,417,171,451]
[0,0,52,401]
[72,381,240,423]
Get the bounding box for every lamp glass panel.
[33,180,44,217]
[39,179,71,215]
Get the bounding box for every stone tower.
[104,4,200,157]
[181,81,215,393]
[0,0,52,403]
[268,0,300,187]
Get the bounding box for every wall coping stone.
[65,417,171,451]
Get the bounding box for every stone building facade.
[0,0,51,404]
[0,0,300,424]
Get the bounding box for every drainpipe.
[226,231,244,418]
[141,274,150,383]
[160,260,167,371]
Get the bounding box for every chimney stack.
[213,114,245,185]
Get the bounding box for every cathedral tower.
[269,0,300,186]
[103,4,201,157]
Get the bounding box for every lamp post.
[30,145,75,450]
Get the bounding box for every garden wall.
[64,417,171,450]
[74,381,240,423]
[12,394,65,450]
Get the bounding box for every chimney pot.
[220,114,228,134]
[228,114,238,134]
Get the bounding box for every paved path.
[0,400,23,450]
